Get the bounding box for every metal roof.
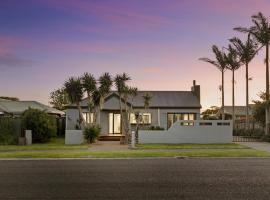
[67,91,201,109]
[0,99,65,116]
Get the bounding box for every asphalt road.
[0,158,270,200]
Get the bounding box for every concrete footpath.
[238,142,270,153]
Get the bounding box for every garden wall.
[138,120,233,144]
[65,130,83,144]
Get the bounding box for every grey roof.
[0,99,65,116]
[68,91,201,109]
[222,105,254,116]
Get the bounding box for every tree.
[114,73,131,140]
[201,106,219,120]
[49,88,70,110]
[235,12,270,134]
[199,45,228,119]
[224,45,242,127]
[122,86,138,143]
[230,35,258,129]
[96,72,113,124]
[21,108,57,143]
[142,92,152,126]
[81,72,96,122]
[64,77,84,129]
[253,92,268,127]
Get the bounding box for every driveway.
[1,158,270,199]
[237,142,270,153]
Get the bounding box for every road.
[0,158,270,200]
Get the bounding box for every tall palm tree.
[81,73,96,122]
[64,77,84,129]
[230,35,258,129]
[199,45,228,120]
[97,72,113,124]
[114,73,131,138]
[142,92,152,126]
[224,45,242,126]
[235,12,270,134]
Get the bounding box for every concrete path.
[237,142,270,153]
[89,141,129,151]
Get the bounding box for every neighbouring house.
[65,80,201,137]
[0,99,65,138]
[0,99,65,117]
[215,105,255,120]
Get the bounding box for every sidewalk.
[237,142,270,153]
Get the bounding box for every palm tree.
[114,73,131,138]
[97,72,113,124]
[224,45,242,126]
[235,12,270,134]
[81,73,96,122]
[230,35,258,129]
[199,45,228,119]
[142,92,152,126]
[64,77,84,129]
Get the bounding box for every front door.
[109,113,121,134]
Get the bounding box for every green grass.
[136,143,248,149]
[0,149,268,158]
[0,138,88,151]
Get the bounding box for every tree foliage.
[49,88,70,110]
[22,108,57,143]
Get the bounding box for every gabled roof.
[67,91,201,109]
[0,99,65,116]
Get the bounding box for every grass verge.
[0,149,268,158]
[136,143,248,149]
[0,138,88,151]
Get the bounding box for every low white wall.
[65,130,84,145]
[138,120,233,144]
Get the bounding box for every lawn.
[0,138,88,151]
[0,149,269,158]
[136,143,248,149]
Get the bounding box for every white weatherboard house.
[65,80,232,144]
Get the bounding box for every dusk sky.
[1,0,270,109]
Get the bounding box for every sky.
[1,0,270,110]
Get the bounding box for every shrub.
[0,118,16,145]
[233,128,264,139]
[22,108,57,143]
[83,125,101,143]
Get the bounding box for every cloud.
[0,53,35,69]
[35,0,173,30]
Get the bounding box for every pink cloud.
[35,0,174,30]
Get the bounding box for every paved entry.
[89,141,129,151]
[237,142,270,153]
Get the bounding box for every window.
[167,113,196,128]
[82,112,94,124]
[130,113,151,124]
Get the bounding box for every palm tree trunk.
[221,70,225,120]
[77,103,85,129]
[232,69,235,128]
[266,44,270,135]
[245,63,249,130]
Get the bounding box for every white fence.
[138,120,233,144]
[65,130,84,145]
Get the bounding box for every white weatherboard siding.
[65,130,83,144]
[138,120,233,144]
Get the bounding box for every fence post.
[130,131,136,149]
[25,130,32,145]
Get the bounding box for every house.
[216,105,255,120]
[66,80,201,137]
[0,99,65,117]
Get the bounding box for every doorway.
[109,113,121,134]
